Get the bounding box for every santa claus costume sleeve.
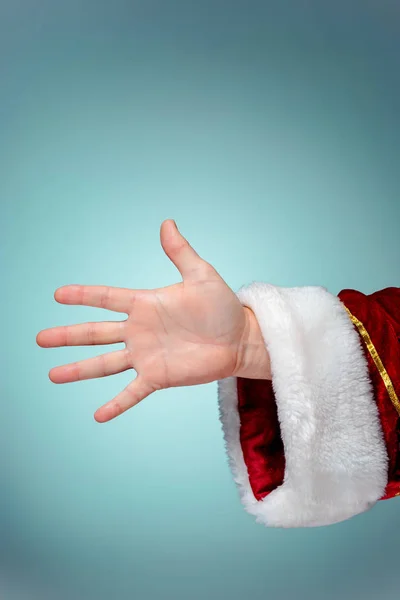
[217,284,400,528]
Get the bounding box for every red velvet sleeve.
[339,287,400,500]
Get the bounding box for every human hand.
[36,220,270,422]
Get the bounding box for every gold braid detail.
[343,305,400,418]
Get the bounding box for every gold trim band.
[344,305,400,417]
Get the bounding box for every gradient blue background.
[1,2,399,599]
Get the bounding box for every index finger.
[55,285,137,313]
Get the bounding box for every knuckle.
[126,385,138,405]
[113,400,123,417]
[127,291,137,312]
[73,362,81,381]
[99,353,107,377]
[87,322,96,344]
[171,239,187,255]
[78,286,85,305]
[100,287,110,309]
[123,348,133,368]
[201,260,216,274]
[190,260,215,280]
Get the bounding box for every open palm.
[37,220,252,422]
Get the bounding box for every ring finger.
[49,349,132,383]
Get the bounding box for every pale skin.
[36,220,271,423]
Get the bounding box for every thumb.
[160,219,209,280]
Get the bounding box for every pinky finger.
[94,376,159,423]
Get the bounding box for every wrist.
[233,307,271,380]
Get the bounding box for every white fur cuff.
[218,283,388,528]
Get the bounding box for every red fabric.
[339,287,400,500]
[237,287,400,503]
[237,378,284,500]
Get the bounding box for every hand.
[36,220,271,422]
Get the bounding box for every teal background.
[1,1,399,599]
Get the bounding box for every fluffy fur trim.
[218,283,388,528]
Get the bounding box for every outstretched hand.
[36,220,270,422]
